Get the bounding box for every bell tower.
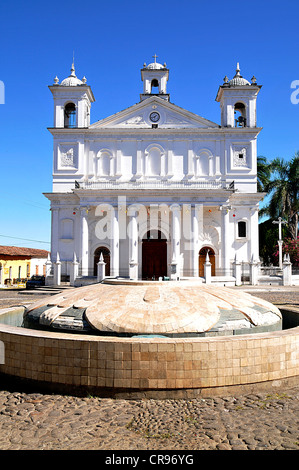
[216,63,262,128]
[49,62,95,128]
[140,55,169,101]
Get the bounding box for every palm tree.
[263,153,299,240]
[257,155,271,193]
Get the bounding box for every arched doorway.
[198,247,216,277]
[142,230,167,280]
[93,247,110,276]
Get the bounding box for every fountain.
[0,280,298,398]
[23,280,282,336]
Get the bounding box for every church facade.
[45,57,263,285]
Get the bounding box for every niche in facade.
[60,218,74,240]
[145,144,165,177]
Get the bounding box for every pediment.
[90,96,219,130]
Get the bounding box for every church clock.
[149,111,160,123]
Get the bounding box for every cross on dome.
[144,54,166,70]
[227,62,250,86]
[59,58,87,86]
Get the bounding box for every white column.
[160,151,166,178]
[116,141,122,176]
[80,207,89,276]
[45,253,53,286]
[51,207,59,258]
[92,149,97,179]
[283,254,292,286]
[97,253,106,282]
[110,206,119,277]
[221,205,231,275]
[191,205,200,277]
[84,140,90,181]
[250,207,260,264]
[170,204,181,279]
[45,253,52,277]
[215,140,221,175]
[54,252,61,286]
[167,140,174,177]
[249,255,259,286]
[204,251,212,284]
[70,253,79,286]
[128,205,138,280]
[233,254,242,286]
[187,140,194,178]
[135,140,142,178]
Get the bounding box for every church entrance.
[198,247,216,277]
[93,247,110,276]
[142,231,167,280]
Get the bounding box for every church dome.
[144,55,166,70]
[146,62,165,70]
[228,63,250,86]
[60,63,83,86]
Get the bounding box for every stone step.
[19,285,73,295]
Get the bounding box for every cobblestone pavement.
[0,286,298,451]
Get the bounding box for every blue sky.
[0,0,298,250]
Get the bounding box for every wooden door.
[142,239,167,280]
[198,247,216,277]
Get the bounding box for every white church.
[44,56,263,286]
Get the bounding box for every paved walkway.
[0,286,298,451]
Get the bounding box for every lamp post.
[272,217,287,268]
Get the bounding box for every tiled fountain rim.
[0,305,298,398]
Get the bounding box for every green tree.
[259,218,288,265]
[260,153,299,240]
[257,155,271,193]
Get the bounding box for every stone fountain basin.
[23,280,282,336]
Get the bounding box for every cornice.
[48,85,95,102]
[71,188,234,199]
[47,126,262,137]
[229,192,265,204]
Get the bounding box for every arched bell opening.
[64,102,76,128]
[234,102,246,127]
[150,78,159,94]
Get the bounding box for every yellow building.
[0,246,49,286]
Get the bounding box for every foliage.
[258,153,299,240]
[259,218,287,265]
[273,237,299,267]
[257,156,271,193]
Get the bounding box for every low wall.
[0,307,298,398]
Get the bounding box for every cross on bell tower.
[140,55,170,101]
